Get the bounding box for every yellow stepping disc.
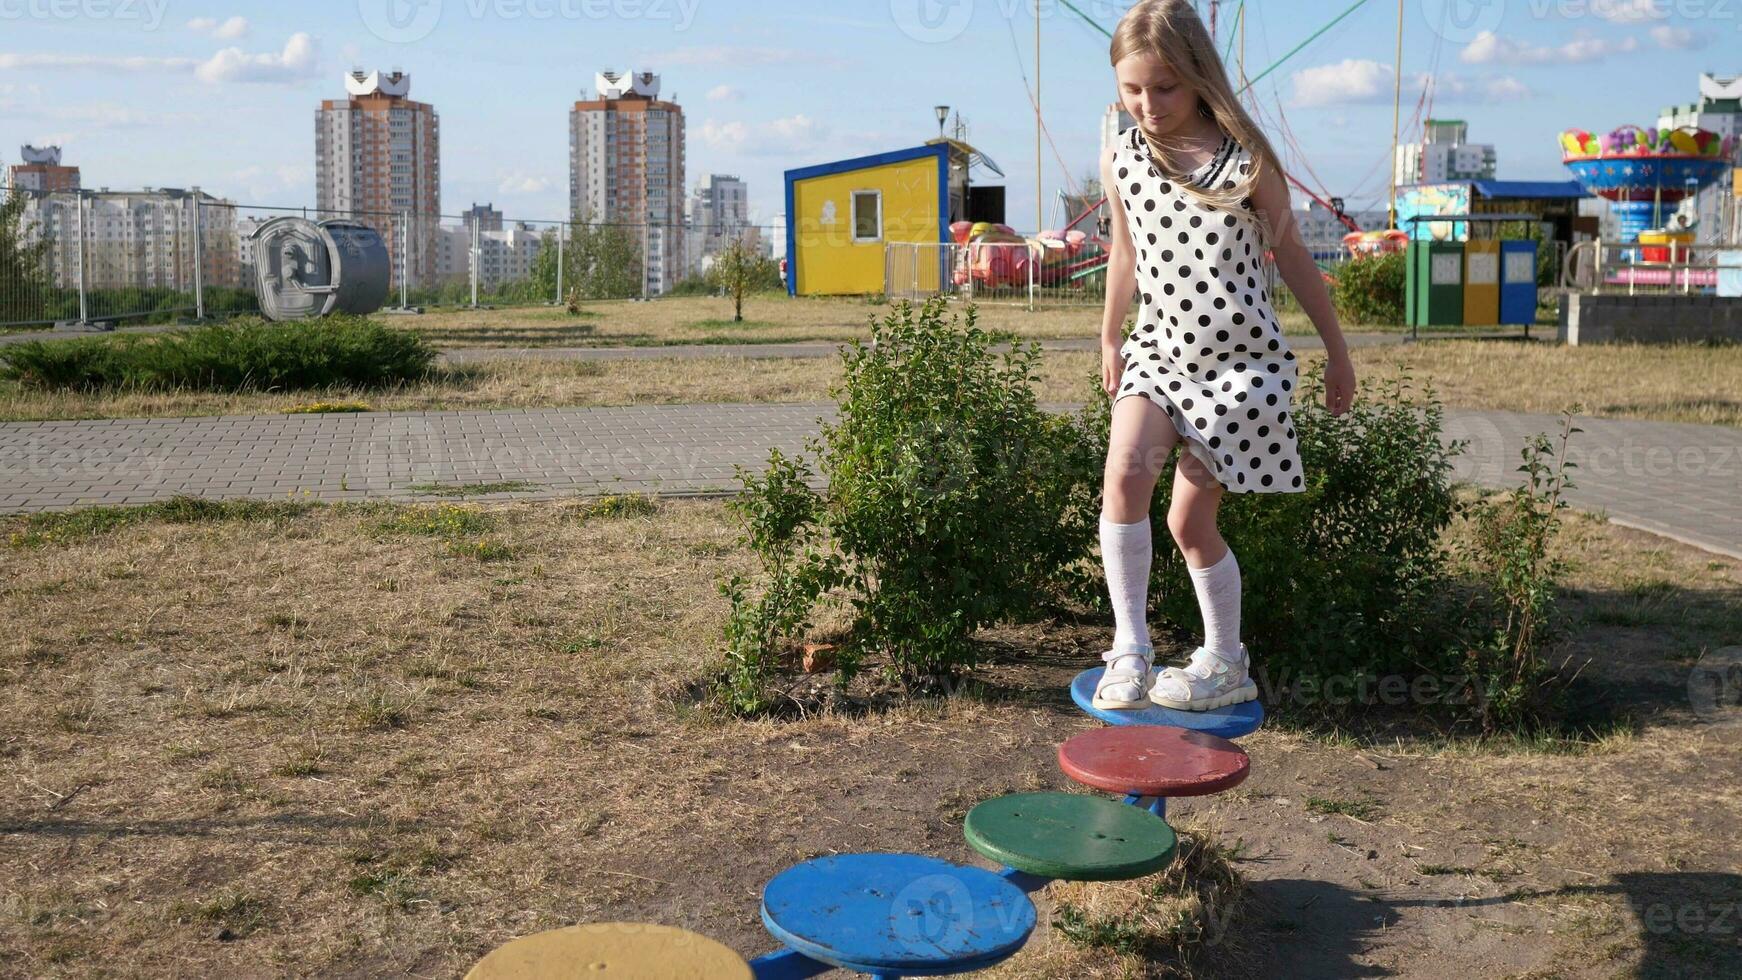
[465,922,753,980]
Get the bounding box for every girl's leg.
[1168,449,1241,658]
[1096,396,1180,704]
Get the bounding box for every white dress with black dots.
[1113,125,1305,494]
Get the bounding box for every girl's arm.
[1100,144,1136,348]
[1250,163,1357,415]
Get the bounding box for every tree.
[706,234,779,322]
[1,189,50,324]
[562,206,644,305]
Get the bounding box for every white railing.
[1562,239,1742,297]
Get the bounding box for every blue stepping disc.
[760,852,1036,976]
[1070,667,1264,738]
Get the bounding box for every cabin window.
[852,190,882,242]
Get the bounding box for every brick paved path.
[3,403,1737,559]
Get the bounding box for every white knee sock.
[1099,512,1153,652]
[1187,545,1242,658]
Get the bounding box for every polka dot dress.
[1113,125,1305,494]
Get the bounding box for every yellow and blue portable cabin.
[784,142,950,297]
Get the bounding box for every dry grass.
[4,334,1740,429]
[373,294,1343,349]
[1,490,1739,977]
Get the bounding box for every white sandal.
[1149,643,1257,711]
[1092,643,1155,710]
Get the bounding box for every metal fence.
[1561,238,1742,297]
[1,188,782,329]
[887,238,1354,314]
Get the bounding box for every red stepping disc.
[1058,724,1250,797]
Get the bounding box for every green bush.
[716,298,1576,731]
[715,297,1102,712]
[1146,365,1463,717]
[1454,414,1580,730]
[0,314,436,391]
[1329,251,1405,325]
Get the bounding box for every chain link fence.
[2,187,782,329]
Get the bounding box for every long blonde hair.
[1110,0,1285,250]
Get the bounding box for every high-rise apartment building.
[21,186,238,291]
[315,69,440,285]
[569,69,686,295]
[687,174,751,275]
[9,144,81,193]
[1395,118,1497,185]
[1658,72,1742,243]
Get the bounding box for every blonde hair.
[1110,0,1286,250]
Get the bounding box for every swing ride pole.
[1035,0,1043,246]
[1387,0,1404,230]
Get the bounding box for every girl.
[1091,0,1358,712]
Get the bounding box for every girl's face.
[1114,51,1198,137]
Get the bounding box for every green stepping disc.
[963,791,1178,881]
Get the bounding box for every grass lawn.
[2,334,1738,429]
[1,489,1738,977]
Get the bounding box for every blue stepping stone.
[760,852,1036,976]
[1070,667,1264,738]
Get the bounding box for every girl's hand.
[1101,339,1125,399]
[1324,353,1356,416]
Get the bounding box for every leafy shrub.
[0,314,436,391]
[715,297,1101,712]
[1146,364,1464,715]
[1454,414,1580,730]
[1329,250,1405,325]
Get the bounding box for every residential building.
[1395,119,1497,185]
[316,69,441,285]
[569,69,686,295]
[9,144,80,193]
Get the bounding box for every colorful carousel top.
[1559,125,1737,204]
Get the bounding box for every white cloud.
[1593,0,1667,22]
[706,84,742,102]
[1289,63,1532,107]
[188,16,250,39]
[194,33,319,84]
[1649,25,1704,49]
[643,45,847,68]
[0,52,199,72]
[1427,72,1533,102]
[0,33,318,86]
[700,114,828,156]
[228,164,308,199]
[1289,59,1393,107]
[496,173,552,195]
[1460,29,1638,65]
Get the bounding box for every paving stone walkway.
[2,402,1737,559]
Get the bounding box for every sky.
[0,0,1733,232]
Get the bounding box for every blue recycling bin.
[1498,239,1538,325]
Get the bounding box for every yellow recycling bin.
[1462,240,1500,327]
